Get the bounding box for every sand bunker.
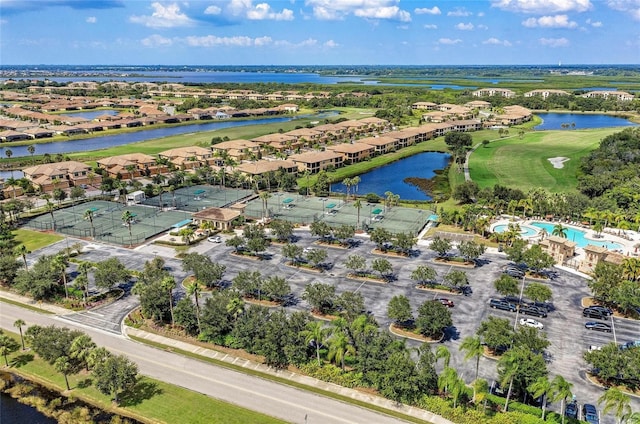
[548,157,570,169]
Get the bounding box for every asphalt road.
[0,302,410,424]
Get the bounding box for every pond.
[1,392,57,424]
[534,113,638,130]
[1,111,338,159]
[61,109,119,120]
[331,151,451,201]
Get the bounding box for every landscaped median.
[123,325,454,424]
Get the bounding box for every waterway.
[1,392,57,424]
[534,113,638,130]
[330,152,451,201]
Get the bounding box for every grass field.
[13,229,63,251]
[468,128,621,193]
[3,331,284,424]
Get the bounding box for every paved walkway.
[125,327,454,424]
[0,289,71,315]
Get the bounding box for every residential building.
[356,135,399,155]
[581,91,634,101]
[288,151,343,173]
[539,236,576,264]
[578,245,625,274]
[23,161,100,192]
[158,146,215,170]
[211,139,261,162]
[326,143,374,164]
[524,89,571,99]
[97,153,163,179]
[472,88,516,98]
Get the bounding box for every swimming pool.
[530,222,624,250]
[492,224,538,238]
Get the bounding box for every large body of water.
[1,392,57,424]
[331,152,451,201]
[534,113,638,130]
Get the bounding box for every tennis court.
[142,184,254,213]
[242,192,432,235]
[25,200,192,246]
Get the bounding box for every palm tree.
[178,227,195,245]
[599,387,631,424]
[438,367,465,408]
[153,184,164,210]
[44,198,56,230]
[552,223,568,238]
[259,191,271,220]
[84,209,96,239]
[78,261,92,301]
[626,412,640,424]
[226,296,244,322]
[27,144,35,161]
[328,330,355,370]
[186,281,202,333]
[550,374,573,424]
[14,245,30,271]
[52,254,69,298]
[121,210,135,246]
[435,345,451,368]
[499,348,521,412]
[5,148,13,179]
[161,276,176,325]
[70,335,96,371]
[13,319,26,350]
[459,336,484,402]
[54,356,73,390]
[350,176,361,199]
[621,258,640,281]
[342,177,353,201]
[528,376,552,420]
[301,321,327,366]
[353,199,362,229]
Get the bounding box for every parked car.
[303,247,315,254]
[519,318,544,329]
[519,304,548,318]
[620,340,640,350]
[586,305,613,316]
[435,298,454,308]
[489,299,517,312]
[207,236,222,243]
[583,307,610,320]
[582,403,599,424]
[585,322,612,333]
[503,267,525,278]
[565,401,578,419]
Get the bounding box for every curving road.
[0,302,415,424]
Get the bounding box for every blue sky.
[1,0,638,65]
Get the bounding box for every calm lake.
[331,152,451,201]
[534,113,638,130]
[1,392,57,424]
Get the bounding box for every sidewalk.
[125,326,454,424]
[0,290,71,315]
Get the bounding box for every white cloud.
[522,15,578,28]
[324,39,339,48]
[455,22,474,30]
[437,38,462,45]
[354,6,411,22]
[491,0,592,14]
[0,19,7,25]
[247,3,294,20]
[86,16,96,23]
[306,0,411,21]
[586,18,602,27]
[539,37,570,46]
[477,11,485,17]
[184,34,278,47]
[130,2,193,28]
[423,24,438,29]
[397,24,409,30]
[415,6,441,15]
[141,34,173,47]
[477,24,489,29]
[606,0,640,20]
[482,37,512,46]
[448,7,472,16]
[204,5,222,15]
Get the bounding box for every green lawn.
[3,332,284,424]
[468,128,621,193]
[13,229,63,251]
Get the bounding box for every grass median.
[128,334,433,424]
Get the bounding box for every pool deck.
[491,216,639,258]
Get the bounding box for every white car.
[207,236,222,243]
[303,247,315,254]
[519,318,544,330]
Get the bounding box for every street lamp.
[611,314,617,345]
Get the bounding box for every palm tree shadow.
[10,353,34,367]
[118,379,163,407]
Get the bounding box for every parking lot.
[37,229,640,422]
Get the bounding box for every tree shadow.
[118,379,163,407]
[10,353,34,367]
[77,378,93,389]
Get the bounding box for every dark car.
[503,268,525,278]
[565,401,578,419]
[489,299,517,312]
[519,304,548,318]
[585,322,612,332]
[583,307,610,320]
[583,403,599,424]
[436,298,454,308]
[587,305,613,315]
